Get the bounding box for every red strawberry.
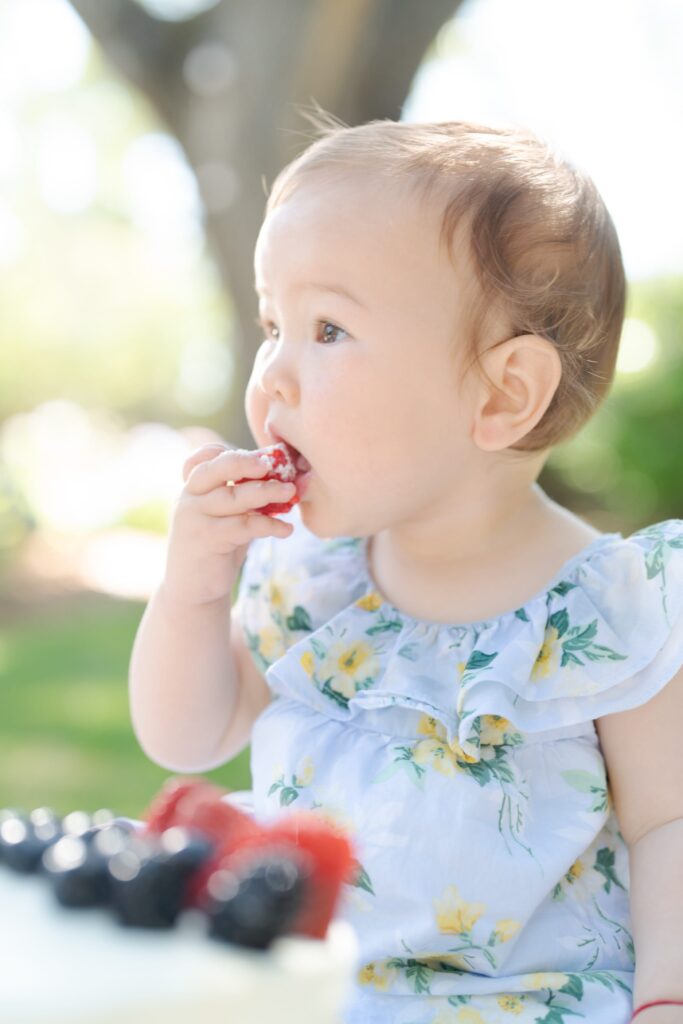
[142,777,224,835]
[209,811,355,939]
[141,778,356,937]
[141,778,267,909]
[236,442,301,516]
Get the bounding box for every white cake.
[0,865,358,1024]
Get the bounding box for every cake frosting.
[0,865,358,1024]
[0,784,359,1023]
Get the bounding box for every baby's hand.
[162,443,297,609]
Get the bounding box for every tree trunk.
[67,0,462,446]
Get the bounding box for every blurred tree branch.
[67,0,462,446]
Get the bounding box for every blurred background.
[1,0,681,817]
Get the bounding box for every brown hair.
[263,108,627,452]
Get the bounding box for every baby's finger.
[182,443,230,483]
[185,448,269,495]
[209,510,294,552]
[197,478,297,517]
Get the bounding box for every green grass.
[0,596,251,818]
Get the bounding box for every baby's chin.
[296,496,372,543]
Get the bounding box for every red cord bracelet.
[632,1000,683,1020]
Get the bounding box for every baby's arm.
[128,444,295,772]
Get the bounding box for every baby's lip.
[265,425,311,473]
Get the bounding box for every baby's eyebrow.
[255,281,368,310]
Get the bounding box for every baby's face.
[246,174,481,539]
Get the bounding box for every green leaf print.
[310,636,327,659]
[515,607,530,621]
[594,846,627,893]
[385,958,432,994]
[465,650,498,671]
[371,746,426,789]
[320,678,350,708]
[559,619,627,669]
[584,971,632,994]
[645,544,665,579]
[366,612,403,635]
[244,626,271,674]
[350,858,375,895]
[559,974,584,1000]
[285,604,313,632]
[536,1007,585,1023]
[560,770,608,813]
[398,642,421,661]
[550,581,578,597]
[549,608,570,637]
[641,525,683,624]
[461,649,498,684]
[268,774,304,807]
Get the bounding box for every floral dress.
[235,505,683,1024]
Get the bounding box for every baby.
[130,114,683,1024]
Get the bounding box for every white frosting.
[258,445,298,482]
[0,867,358,1024]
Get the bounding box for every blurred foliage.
[0,597,251,817]
[0,462,37,568]
[544,276,683,532]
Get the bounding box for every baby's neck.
[366,486,601,626]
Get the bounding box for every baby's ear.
[470,334,562,452]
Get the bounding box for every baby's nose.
[254,339,298,404]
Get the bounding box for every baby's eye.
[255,316,279,341]
[315,320,348,345]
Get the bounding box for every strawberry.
[141,777,357,937]
[209,811,355,939]
[141,778,266,909]
[236,441,301,515]
[142,777,224,835]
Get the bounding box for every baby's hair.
[264,105,627,452]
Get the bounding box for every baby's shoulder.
[579,517,683,597]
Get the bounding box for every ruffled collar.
[261,514,683,762]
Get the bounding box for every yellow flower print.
[416,714,478,766]
[318,639,379,700]
[265,579,286,611]
[413,737,460,777]
[428,1011,460,1024]
[531,624,561,680]
[300,649,315,676]
[418,951,470,972]
[417,715,442,738]
[258,623,286,662]
[458,1011,488,1024]
[522,971,570,990]
[357,960,398,990]
[493,918,521,943]
[497,993,524,1014]
[356,591,383,612]
[568,858,584,882]
[479,715,512,746]
[294,756,315,787]
[434,883,486,936]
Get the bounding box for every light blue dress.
[236,505,683,1024]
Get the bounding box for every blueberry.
[0,809,62,873]
[108,834,187,929]
[42,824,131,907]
[205,851,310,949]
[158,826,215,877]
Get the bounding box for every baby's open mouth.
[294,450,312,474]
